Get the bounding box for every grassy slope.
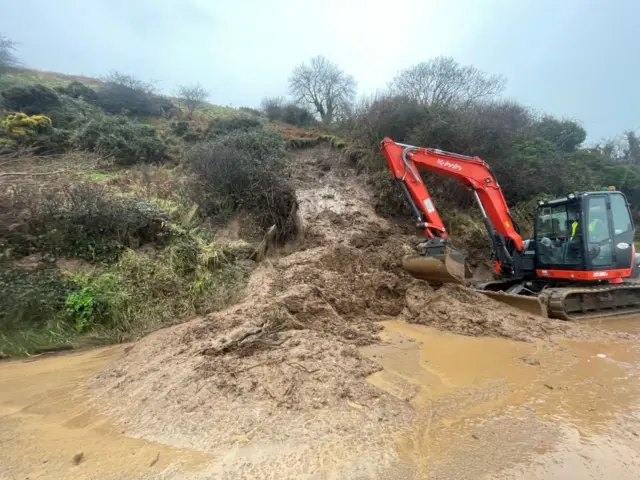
[0,67,104,91]
[0,69,278,356]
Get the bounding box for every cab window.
[586,196,610,243]
[610,193,632,234]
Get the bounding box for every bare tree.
[103,71,156,93]
[289,55,356,125]
[0,34,20,73]
[390,56,506,107]
[175,83,209,115]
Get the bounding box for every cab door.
[585,192,635,271]
[585,195,614,269]
[608,192,635,270]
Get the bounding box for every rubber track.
[543,284,640,321]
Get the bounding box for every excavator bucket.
[402,250,549,318]
[402,249,468,284]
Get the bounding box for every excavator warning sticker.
[424,199,435,213]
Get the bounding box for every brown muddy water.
[2,317,640,479]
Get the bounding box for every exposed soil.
[405,282,576,341]
[87,145,625,477]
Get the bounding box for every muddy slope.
[89,145,599,477]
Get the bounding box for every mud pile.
[404,282,572,341]
[89,145,595,475]
[90,146,418,475]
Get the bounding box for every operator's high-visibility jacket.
[570,218,602,240]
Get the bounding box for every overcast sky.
[2,0,637,141]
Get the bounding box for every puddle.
[587,314,640,335]
[362,320,640,479]
[0,346,210,480]
[3,321,640,480]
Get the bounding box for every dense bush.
[262,96,318,126]
[0,112,71,153]
[239,106,261,117]
[1,83,61,113]
[74,116,169,165]
[56,80,99,102]
[207,115,262,136]
[186,127,297,240]
[343,92,640,248]
[0,266,74,332]
[346,94,427,148]
[94,72,175,117]
[0,82,101,130]
[70,228,245,328]
[0,236,246,355]
[345,93,630,219]
[0,182,169,261]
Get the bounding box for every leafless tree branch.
[289,55,356,125]
[390,56,505,107]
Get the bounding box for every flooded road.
[2,318,640,479]
[361,319,640,479]
[0,347,210,480]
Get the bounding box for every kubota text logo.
[437,159,462,171]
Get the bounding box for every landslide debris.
[90,145,606,476]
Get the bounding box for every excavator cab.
[533,190,636,279]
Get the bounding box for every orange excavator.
[381,137,640,320]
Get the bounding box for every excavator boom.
[380,137,524,282]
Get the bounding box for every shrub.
[186,128,298,240]
[368,169,408,217]
[74,116,169,165]
[1,83,61,113]
[95,72,175,117]
[56,80,99,102]
[280,104,317,126]
[239,106,261,117]
[214,125,288,159]
[0,112,69,153]
[168,119,207,143]
[1,112,52,136]
[0,182,169,261]
[0,82,101,130]
[0,266,74,331]
[175,83,208,115]
[170,120,190,137]
[207,115,262,136]
[262,96,317,126]
[74,239,244,335]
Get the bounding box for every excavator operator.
[571,207,607,242]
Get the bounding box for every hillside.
[1,64,639,357]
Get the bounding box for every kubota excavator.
[381,137,640,320]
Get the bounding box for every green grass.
[83,170,120,181]
[0,325,76,358]
[192,103,240,119]
[0,68,103,91]
[0,233,248,358]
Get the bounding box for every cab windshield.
[535,201,582,267]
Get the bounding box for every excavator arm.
[380,137,525,279]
